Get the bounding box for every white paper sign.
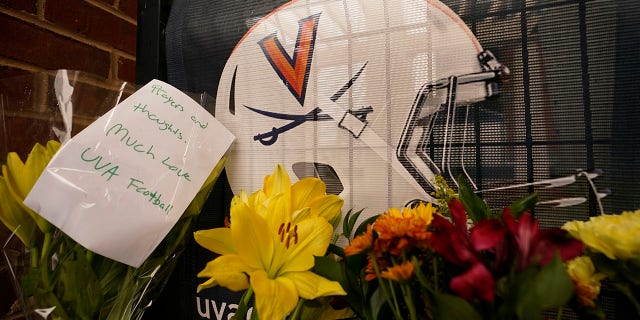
[24,79,235,267]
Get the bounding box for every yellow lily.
[1,141,60,239]
[234,164,343,227]
[196,208,346,319]
[0,174,39,247]
[195,165,346,319]
[2,140,60,233]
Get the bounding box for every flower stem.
[30,246,39,269]
[368,252,403,320]
[39,232,53,290]
[289,299,305,320]
[387,278,403,319]
[432,257,439,292]
[234,287,254,320]
[401,283,418,320]
[614,282,640,316]
[40,231,52,263]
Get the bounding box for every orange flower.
[364,255,390,281]
[344,224,374,256]
[373,203,435,255]
[381,261,415,282]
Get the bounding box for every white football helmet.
[214,0,508,217]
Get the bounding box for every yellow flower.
[563,210,640,260]
[233,164,343,227]
[566,256,606,307]
[0,141,60,245]
[0,175,39,247]
[387,202,436,225]
[194,165,346,320]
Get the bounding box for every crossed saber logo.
[232,13,371,145]
[246,62,369,145]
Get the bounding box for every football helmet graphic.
[214,0,508,216]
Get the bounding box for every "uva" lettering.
[80,147,120,181]
[195,297,253,320]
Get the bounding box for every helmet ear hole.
[228,66,237,115]
[292,162,344,195]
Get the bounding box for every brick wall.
[0,0,137,317]
[0,0,137,84]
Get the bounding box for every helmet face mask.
[399,50,509,192]
[215,0,508,214]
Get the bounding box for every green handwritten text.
[131,104,184,140]
[105,123,158,159]
[80,147,120,181]
[161,157,191,181]
[190,115,208,129]
[151,84,184,111]
[126,178,174,214]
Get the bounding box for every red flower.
[430,199,501,302]
[450,262,496,302]
[502,209,583,270]
[430,200,583,303]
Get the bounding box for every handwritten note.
[24,80,235,267]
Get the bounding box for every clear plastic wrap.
[0,70,224,320]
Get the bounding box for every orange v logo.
[258,13,321,106]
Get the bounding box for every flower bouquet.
[562,210,640,318]
[0,71,228,320]
[193,163,640,320]
[1,141,226,320]
[329,177,584,320]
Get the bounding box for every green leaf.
[623,255,640,285]
[355,214,379,237]
[313,256,345,285]
[370,286,388,320]
[328,243,345,258]
[412,256,429,289]
[313,255,373,319]
[97,262,127,304]
[233,287,253,320]
[515,255,574,319]
[344,208,364,239]
[429,291,483,320]
[21,265,40,297]
[57,248,103,319]
[34,287,72,319]
[508,192,539,218]
[346,256,367,294]
[345,252,367,277]
[589,252,620,279]
[457,175,491,222]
